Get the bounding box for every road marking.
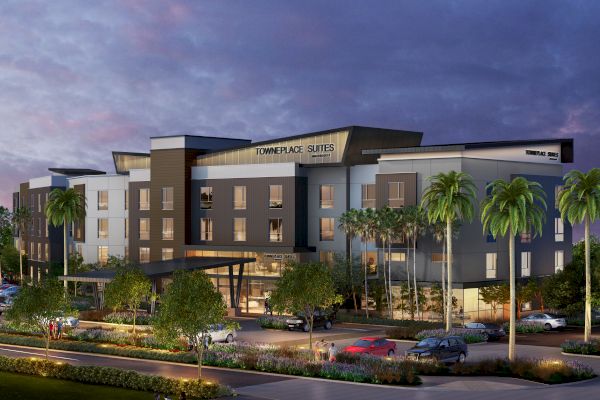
[0,346,79,361]
[341,328,369,332]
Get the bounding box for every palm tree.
[421,171,476,332]
[481,177,546,361]
[398,211,413,318]
[12,206,32,284]
[338,209,361,312]
[376,206,397,318]
[558,168,600,343]
[45,188,86,289]
[356,208,377,318]
[430,220,447,323]
[404,206,427,319]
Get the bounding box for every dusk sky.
[1,1,598,238]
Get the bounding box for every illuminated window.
[139,247,150,264]
[319,217,335,241]
[200,187,213,209]
[200,218,213,241]
[139,188,150,210]
[98,191,108,210]
[269,185,283,208]
[431,253,447,263]
[44,244,49,262]
[555,218,564,242]
[124,218,128,239]
[98,246,108,265]
[320,185,334,209]
[162,248,174,261]
[139,218,150,240]
[37,243,41,261]
[97,218,108,239]
[521,252,531,277]
[124,245,129,260]
[162,218,174,240]
[233,186,246,209]
[555,250,564,273]
[124,190,128,210]
[269,218,283,242]
[486,253,497,279]
[520,228,532,244]
[361,184,376,208]
[162,187,174,210]
[362,251,378,275]
[388,182,405,208]
[233,218,246,241]
[37,193,41,212]
[319,251,334,266]
[385,252,406,262]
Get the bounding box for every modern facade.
[13,126,574,319]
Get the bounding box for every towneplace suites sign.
[525,149,559,161]
[255,143,335,158]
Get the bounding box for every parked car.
[286,310,335,332]
[0,285,20,297]
[60,316,80,328]
[189,324,237,349]
[464,322,506,341]
[520,313,567,330]
[343,337,397,356]
[405,336,468,363]
[0,296,13,315]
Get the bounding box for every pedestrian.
[328,342,338,363]
[203,334,210,350]
[56,319,63,340]
[264,298,271,315]
[314,339,327,361]
[49,321,54,340]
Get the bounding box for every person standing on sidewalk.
[56,319,63,339]
[328,342,338,362]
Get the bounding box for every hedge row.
[0,355,227,399]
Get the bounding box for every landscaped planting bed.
[562,339,600,356]
[504,321,545,334]
[257,315,289,330]
[414,328,487,344]
[336,314,443,329]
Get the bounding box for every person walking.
[328,342,338,362]
[49,321,54,340]
[314,339,327,361]
[56,319,63,339]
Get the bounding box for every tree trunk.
[363,240,369,318]
[508,230,516,361]
[132,308,137,335]
[413,233,419,319]
[405,238,412,319]
[382,238,390,318]
[45,330,50,360]
[388,241,393,319]
[63,219,68,289]
[19,235,23,284]
[446,219,453,332]
[442,240,447,324]
[309,313,314,350]
[585,216,592,343]
[349,239,358,312]
[196,344,204,378]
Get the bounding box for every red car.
[343,337,397,356]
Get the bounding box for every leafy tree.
[479,284,510,320]
[516,281,538,319]
[403,205,427,317]
[481,177,546,360]
[330,253,363,310]
[270,261,340,350]
[0,245,22,282]
[0,206,12,248]
[338,209,361,311]
[5,279,73,359]
[45,188,86,289]
[558,168,600,342]
[421,171,477,331]
[12,206,31,283]
[153,269,226,378]
[104,264,151,334]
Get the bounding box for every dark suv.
[286,310,335,332]
[405,336,468,364]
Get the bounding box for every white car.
[191,324,237,347]
[520,313,567,330]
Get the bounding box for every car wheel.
[226,334,234,343]
[324,321,332,330]
[457,352,466,364]
[387,349,395,356]
[544,323,552,331]
[482,333,489,342]
[303,324,310,332]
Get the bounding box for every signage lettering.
[256,143,335,156]
[525,149,559,160]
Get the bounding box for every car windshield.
[484,323,500,329]
[352,339,374,348]
[415,338,440,348]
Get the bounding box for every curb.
[561,351,600,359]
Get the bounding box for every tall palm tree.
[404,206,427,319]
[430,220,447,323]
[398,211,413,318]
[356,208,377,318]
[481,177,546,361]
[45,188,86,289]
[338,209,361,312]
[558,168,600,343]
[377,206,396,318]
[12,206,32,284]
[421,171,476,332]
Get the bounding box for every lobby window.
[233,218,246,241]
[124,190,128,210]
[162,218,174,240]
[139,218,150,240]
[162,248,174,261]
[233,186,246,210]
[200,218,213,241]
[362,251,378,275]
[319,217,335,241]
[98,190,108,210]
[269,218,283,242]
[388,182,405,209]
[162,187,174,210]
[97,218,108,239]
[486,253,497,279]
[139,188,150,210]
[200,187,213,209]
[555,218,564,242]
[124,218,128,239]
[98,246,108,265]
[320,185,334,209]
[521,252,531,277]
[361,184,376,209]
[520,228,532,244]
[555,185,563,210]
[555,250,564,273]
[431,253,447,263]
[139,247,150,264]
[385,252,406,262]
[269,185,283,208]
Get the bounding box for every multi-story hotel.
[13,126,573,318]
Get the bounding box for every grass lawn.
[0,371,154,399]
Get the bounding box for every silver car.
[520,313,566,330]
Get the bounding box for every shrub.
[336,314,443,329]
[503,321,545,334]
[0,355,227,399]
[561,339,600,355]
[385,326,424,340]
[103,312,152,326]
[257,315,289,330]
[415,328,487,343]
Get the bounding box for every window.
[44,244,49,262]
[319,251,334,266]
[124,218,128,239]
[431,253,447,263]
[233,218,246,241]
[161,187,173,210]
[97,218,108,239]
[139,247,150,264]
[37,217,42,236]
[98,191,108,210]
[45,219,48,238]
[486,253,497,279]
[162,218,174,240]
[361,184,376,208]
[30,242,34,258]
[520,228,532,244]
[385,252,406,262]
[37,243,41,261]
[124,190,128,210]
[139,218,150,240]
[98,246,108,265]
[362,251,378,274]
[555,185,563,210]
[37,193,41,212]
[269,218,283,242]
[200,218,213,241]
[521,252,531,277]
[555,250,564,273]
[555,218,564,242]
[200,187,213,209]
[76,243,82,256]
[124,246,129,260]
[139,188,150,210]
[233,186,246,209]
[319,217,335,241]
[269,185,283,208]
[388,182,405,208]
[320,185,334,209]
[162,248,174,261]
